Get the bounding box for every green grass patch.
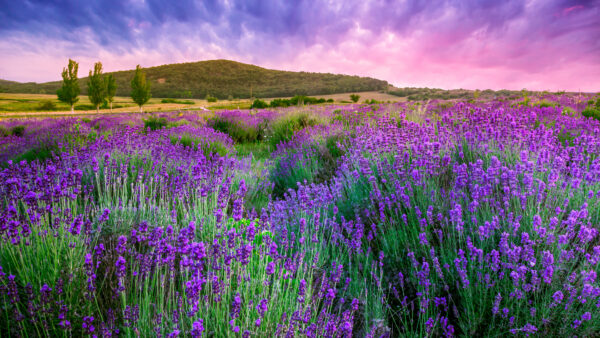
[160,98,195,104]
[235,142,272,160]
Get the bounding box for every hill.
[0,60,388,99]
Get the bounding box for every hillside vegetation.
[0,59,388,99]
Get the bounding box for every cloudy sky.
[1,0,599,91]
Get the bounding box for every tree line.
[57,59,151,113]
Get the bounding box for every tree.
[105,74,117,112]
[131,65,151,112]
[87,62,106,113]
[350,94,360,103]
[57,59,80,113]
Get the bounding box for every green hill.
[0,59,388,99]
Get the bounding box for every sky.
[0,0,599,91]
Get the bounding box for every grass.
[0,93,209,114]
[235,142,272,160]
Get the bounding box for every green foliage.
[1,60,388,99]
[105,74,117,110]
[389,87,506,100]
[557,129,576,147]
[208,116,264,143]
[268,95,330,108]
[350,94,360,103]
[87,62,107,112]
[10,125,26,136]
[12,144,58,162]
[324,134,347,159]
[0,125,8,137]
[536,100,556,108]
[143,115,168,131]
[269,113,319,148]
[205,94,218,102]
[582,106,600,120]
[130,65,152,111]
[160,98,195,104]
[234,142,272,160]
[269,98,291,107]
[170,134,229,158]
[74,104,96,110]
[270,133,346,197]
[250,99,268,109]
[56,59,80,111]
[37,100,57,110]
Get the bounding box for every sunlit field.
[1,94,600,336]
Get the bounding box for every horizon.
[1,0,599,91]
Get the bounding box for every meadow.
[1,93,600,337]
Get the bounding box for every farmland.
[1,93,600,337]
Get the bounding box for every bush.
[250,99,268,109]
[269,98,291,108]
[269,113,319,148]
[161,98,195,104]
[37,100,57,111]
[11,125,26,137]
[74,104,96,111]
[536,100,556,108]
[12,144,58,163]
[143,115,168,131]
[205,94,218,103]
[350,94,360,103]
[171,134,229,158]
[208,116,261,143]
[582,107,600,121]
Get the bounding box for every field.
[1,93,600,336]
[0,91,402,118]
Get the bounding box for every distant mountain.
[0,59,388,99]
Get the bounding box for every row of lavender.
[1,94,599,336]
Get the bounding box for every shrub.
[143,115,168,131]
[269,98,291,108]
[250,99,268,109]
[208,116,261,143]
[582,107,600,121]
[11,125,26,137]
[536,100,556,108]
[171,134,229,158]
[74,104,96,110]
[161,98,195,104]
[269,113,319,148]
[12,144,57,163]
[37,100,57,111]
[350,94,360,103]
[205,94,218,103]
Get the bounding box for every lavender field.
[1,94,600,337]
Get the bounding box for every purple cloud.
[0,0,598,90]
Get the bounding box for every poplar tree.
[105,74,117,112]
[131,65,151,113]
[57,59,80,113]
[87,62,106,113]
